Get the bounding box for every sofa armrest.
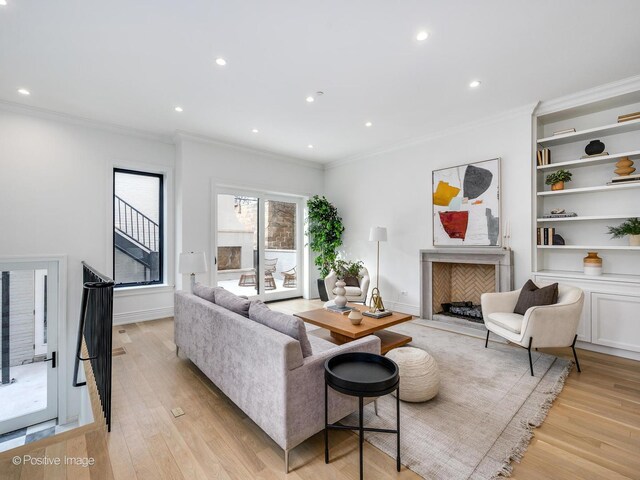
[481,289,521,318]
[324,271,337,300]
[284,335,381,450]
[520,292,584,348]
[359,275,371,301]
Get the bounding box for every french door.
[0,260,59,435]
[214,189,303,301]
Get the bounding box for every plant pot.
[583,251,603,276]
[629,234,640,247]
[317,278,329,301]
[334,280,348,308]
[551,181,564,191]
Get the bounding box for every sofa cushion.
[332,286,362,296]
[192,283,221,303]
[344,275,360,287]
[487,312,524,334]
[249,301,313,357]
[514,280,558,315]
[214,288,251,318]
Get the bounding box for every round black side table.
[324,352,400,480]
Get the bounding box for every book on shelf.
[536,148,551,166]
[325,305,352,315]
[552,128,576,136]
[542,212,577,218]
[607,179,640,186]
[581,152,609,159]
[617,111,640,123]
[538,227,556,245]
[362,310,393,319]
[610,174,640,183]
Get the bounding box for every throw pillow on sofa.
[192,283,221,303]
[344,275,360,287]
[249,301,313,357]
[215,288,251,318]
[513,280,558,315]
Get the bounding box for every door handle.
[44,351,56,369]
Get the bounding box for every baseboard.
[113,306,174,325]
[576,341,640,361]
[386,301,420,316]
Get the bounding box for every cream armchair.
[481,283,584,376]
[324,267,370,304]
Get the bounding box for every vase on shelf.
[585,139,605,156]
[583,252,603,276]
[334,280,348,308]
[629,235,640,247]
[348,308,363,325]
[551,181,565,191]
[614,157,636,176]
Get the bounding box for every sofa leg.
[485,329,490,348]
[285,449,290,473]
[571,334,581,373]
[527,337,534,377]
[175,346,179,357]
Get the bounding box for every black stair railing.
[114,195,159,252]
[73,262,114,432]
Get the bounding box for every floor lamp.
[179,252,207,293]
[369,226,387,311]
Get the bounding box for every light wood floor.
[1,297,638,479]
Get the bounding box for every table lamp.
[179,252,207,293]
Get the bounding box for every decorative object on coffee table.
[178,251,207,293]
[333,279,348,308]
[607,217,640,246]
[348,307,363,325]
[545,169,572,191]
[386,347,439,402]
[324,352,401,480]
[585,139,605,156]
[614,156,636,176]
[583,251,603,276]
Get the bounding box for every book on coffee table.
[325,305,353,315]
[362,310,393,319]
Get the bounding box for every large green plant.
[306,195,344,278]
[332,259,364,280]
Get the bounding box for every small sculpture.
[585,139,605,156]
[614,157,636,176]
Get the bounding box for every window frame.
[112,168,165,288]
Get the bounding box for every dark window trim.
[113,168,164,288]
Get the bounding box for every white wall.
[324,108,534,315]
[175,133,324,296]
[0,108,175,421]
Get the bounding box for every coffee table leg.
[325,382,329,464]
[359,396,364,480]
[396,386,401,472]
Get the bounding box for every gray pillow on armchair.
[249,300,313,357]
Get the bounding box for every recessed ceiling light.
[306,96,315,103]
[416,31,429,41]
[17,88,30,96]
[0,1,7,6]
[365,121,373,127]
[215,58,227,66]
[469,80,481,88]
[174,106,183,112]
[252,128,259,133]
[307,144,314,149]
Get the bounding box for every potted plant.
[545,169,573,191]
[607,218,640,246]
[306,195,345,301]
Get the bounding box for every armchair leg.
[485,329,490,348]
[527,337,534,377]
[571,334,581,373]
[285,449,290,473]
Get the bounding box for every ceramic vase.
[585,139,605,156]
[334,280,348,308]
[583,252,603,276]
[629,235,640,247]
[348,308,363,325]
[614,157,636,176]
[551,181,564,191]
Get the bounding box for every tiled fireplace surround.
[420,248,514,320]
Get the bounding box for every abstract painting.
[432,158,501,246]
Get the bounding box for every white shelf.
[536,214,640,222]
[537,118,640,146]
[534,269,640,284]
[536,150,640,171]
[537,182,640,196]
[536,245,640,250]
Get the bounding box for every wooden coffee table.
[295,304,413,354]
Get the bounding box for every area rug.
[343,322,572,480]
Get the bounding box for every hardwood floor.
[1,297,638,479]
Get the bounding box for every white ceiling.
[1,0,640,163]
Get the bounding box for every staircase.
[114,196,160,283]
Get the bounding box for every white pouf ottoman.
[386,347,440,402]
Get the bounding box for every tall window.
[113,169,164,287]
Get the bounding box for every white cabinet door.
[591,293,640,353]
[534,276,591,342]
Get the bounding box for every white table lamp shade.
[369,226,388,242]
[179,252,207,274]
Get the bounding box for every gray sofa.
[174,290,381,472]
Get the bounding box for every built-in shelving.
[534,269,640,284]
[537,117,640,146]
[536,214,640,222]
[537,182,640,196]
[536,149,640,170]
[536,245,640,250]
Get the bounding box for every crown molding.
[173,130,325,171]
[326,103,537,170]
[535,74,640,116]
[0,99,175,144]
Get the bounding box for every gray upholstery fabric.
[249,300,313,358]
[174,291,381,451]
[214,288,251,317]
[192,283,220,303]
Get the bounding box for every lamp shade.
[178,252,207,274]
[369,226,388,242]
